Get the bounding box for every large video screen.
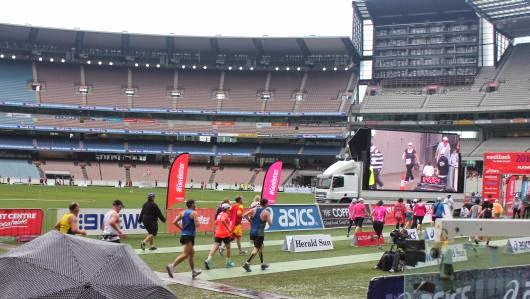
[367,129,461,193]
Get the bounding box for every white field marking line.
[155,238,510,282]
[0,198,96,203]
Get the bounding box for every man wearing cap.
[102,199,126,243]
[139,193,166,251]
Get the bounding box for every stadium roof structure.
[0,23,357,69]
[354,0,476,23]
[467,0,530,37]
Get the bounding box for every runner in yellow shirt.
[54,202,86,235]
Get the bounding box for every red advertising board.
[483,152,530,205]
[0,209,44,236]
[167,208,250,233]
[353,231,385,247]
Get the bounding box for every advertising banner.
[56,208,144,235]
[166,153,189,209]
[352,231,384,247]
[282,234,334,253]
[0,209,43,236]
[265,204,323,232]
[368,265,530,299]
[483,152,530,202]
[507,237,530,254]
[261,161,283,205]
[318,204,351,228]
[166,208,251,233]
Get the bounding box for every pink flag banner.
[261,161,283,205]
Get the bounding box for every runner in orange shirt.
[204,203,235,269]
[231,196,247,255]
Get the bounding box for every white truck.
[314,160,464,204]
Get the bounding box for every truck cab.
[314,160,361,203]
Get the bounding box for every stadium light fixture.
[134,63,139,67]
[38,57,43,61]
[156,64,161,68]
[192,65,197,69]
[202,65,207,70]
[11,55,16,60]
[61,58,66,63]
[249,67,254,71]
[0,54,4,58]
[344,67,349,71]
[145,63,150,68]
[98,61,102,65]
[333,67,338,71]
[108,61,113,66]
[296,67,301,71]
[322,67,327,71]
[228,66,233,70]
[286,67,290,71]
[49,58,54,62]
[238,66,243,71]
[181,65,186,69]
[275,67,279,71]
[87,60,92,64]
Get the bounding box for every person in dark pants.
[139,193,166,251]
[402,142,418,183]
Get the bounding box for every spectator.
[479,197,493,245]
[405,199,414,229]
[435,136,451,163]
[139,193,166,251]
[432,197,445,225]
[445,194,455,217]
[370,200,387,250]
[422,162,434,177]
[347,198,358,237]
[468,198,482,243]
[492,199,503,218]
[512,195,522,219]
[447,148,459,191]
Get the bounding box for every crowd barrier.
[0,209,43,237]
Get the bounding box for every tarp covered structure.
[0,231,176,299]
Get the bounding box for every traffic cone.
[400,175,406,191]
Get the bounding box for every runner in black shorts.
[214,237,231,245]
[139,193,166,251]
[166,200,202,279]
[243,198,272,272]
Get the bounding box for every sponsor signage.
[166,153,189,208]
[261,161,283,205]
[368,265,530,299]
[424,227,436,240]
[265,204,324,232]
[408,243,468,269]
[282,234,334,253]
[406,229,419,240]
[166,208,251,233]
[56,208,145,235]
[507,237,530,254]
[318,204,351,228]
[483,152,530,202]
[0,209,43,236]
[352,231,384,247]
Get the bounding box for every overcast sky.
[0,0,353,37]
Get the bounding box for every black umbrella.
[0,231,176,299]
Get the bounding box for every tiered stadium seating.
[36,137,80,150]
[84,139,125,152]
[215,166,255,185]
[0,61,36,103]
[132,69,173,108]
[176,71,220,110]
[0,159,40,180]
[128,140,169,153]
[216,143,257,156]
[0,136,34,149]
[299,72,348,112]
[259,144,300,155]
[265,72,303,112]
[362,88,426,111]
[40,161,84,179]
[129,163,168,183]
[0,113,33,125]
[222,71,266,111]
[303,145,342,156]
[38,64,81,105]
[187,165,212,184]
[481,43,530,107]
[468,137,530,158]
[85,66,128,107]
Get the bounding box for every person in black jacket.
[139,193,166,251]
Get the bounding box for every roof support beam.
[296,38,311,56]
[28,28,39,44]
[75,31,84,53]
[121,34,130,56]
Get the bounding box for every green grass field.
[1,184,530,298]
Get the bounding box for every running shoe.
[148,247,157,251]
[166,264,174,278]
[192,269,202,279]
[389,269,395,273]
[242,263,251,272]
[140,241,146,251]
[239,250,247,255]
[204,260,211,270]
[378,245,384,250]
[346,234,349,238]
[261,264,269,271]
[226,261,236,268]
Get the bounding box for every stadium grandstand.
[0,0,529,191]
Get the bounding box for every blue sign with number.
[265,205,324,232]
